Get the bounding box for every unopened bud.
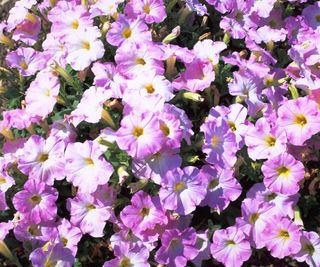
[162,26,180,44]
[117,166,129,185]
[182,92,204,102]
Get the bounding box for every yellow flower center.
[132,127,144,137]
[30,195,42,205]
[0,176,6,184]
[278,229,290,240]
[82,41,90,50]
[316,14,320,22]
[144,84,155,94]
[226,240,236,246]
[86,203,96,211]
[139,207,150,217]
[61,237,68,246]
[19,60,28,70]
[135,57,146,65]
[71,19,79,29]
[303,243,315,255]
[265,135,276,147]
[143,4,151,14]
[249,213,260,224]
[38,153,49,162]
[294,114,307,127]
[120,257,131,267]
[44,260,55,267]
[174,181,186,192]
[84,157,94,166]
[276,166,291,178]
[227,121,236,131]
[211,135,220,147]
[122,27,132,39]
[160,123,170,137]
[208,179,219,189]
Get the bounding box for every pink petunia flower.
[18,135,65,185]
[120,191,167,235]
[25,71,60,119]
[6,47,48,76]
[261,215,302,259]
[67,191,111,238]
[210,225,252,267]
[155,227,199,267]
[65,26,104,71]
[125,0,166,24]
[13,179,58,224]
[294,231,320,267]
[276,97,320,146]
[261,152,305,195]
[116,111,164,159]
[106,15,151,47]
[65,140,113,193]
[159,167,206,215]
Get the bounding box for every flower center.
[144,84,155,94]
[120,257,131,267]
[174,181,186,192]
[226,240,236,246]
[71,19,79,29]
[38,153,49,162]
[265,135,276,147]
[249,213,260,224]
[276,166,291,177]
[132,127,144,137]
[211,135,220,147]
[143,4,151,14]
[294,114,307,126]
[30,195,42,205]
[267,192,277,201]
[84,157,94,166]
[139,207,150,217]
[135,57,146,65]
[86,203,96,211]
[269,19,277,29]
[208,178,219,189]
[303,242,315,255]
[61,237,68,246]
[82,41,90,50]
[316,14,320,22]
[227,121,236,131]
[235,11,243,21]
[0,176,6,184]
[122,27,132,39]
[278,229,290,240]
[19,60,28,70]
[28,225,41,236]
[160,123,170,136]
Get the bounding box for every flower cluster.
[1,0,320,266]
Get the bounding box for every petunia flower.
[25,71,60,119]
[65,26,104,71]
[210,225,252,267]
[159,167,206,215]
[261,152,305,195]
[13,179,58,224]
[65,140,113,193]
[261,215,302,259]
[116,111,164,159]
[294,231,320,267]
[120,191,167,235]
[18,135,65,185]
[276,97,320,146]
[155,227,199,267]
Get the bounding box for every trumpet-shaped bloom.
[294,231,320,267]
[261,215,302,258]
[25,71,60,119]
[116,111,164,159]
[159,167,206,215]
[18,135,65,185]
[210,226,252,267]
[65,140,113,193]
[276,97,320,146]
[261,152,305,195]
[155,227,199,267]
[13,179,58,224]
[65,26,104,71]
